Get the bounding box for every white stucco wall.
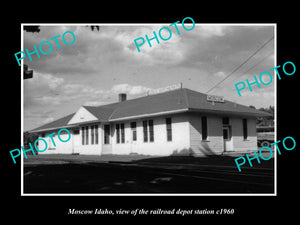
[68,106,98,125]
[74,124,102,155]
[110,114,190,156]
[36,114,258,156]
[189,113,258,155]
[231,117,257,153]
[37,124,102,155]
[37,129,73,154]
[189,113,223,155]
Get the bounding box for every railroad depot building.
[30,88,270,156]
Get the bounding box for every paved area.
[23,154,275,194]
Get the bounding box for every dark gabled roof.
[108,88,189,120]
[83,104,119,122]
[185,89,269,116]
[30,88,271,132]
[30,113,76,132]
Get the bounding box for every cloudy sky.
[23,24,275,131]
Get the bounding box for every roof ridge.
[108,105,120,121]
[85,88,193,108]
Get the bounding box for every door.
[223,127,233,152]
[73,128,81,154]
[102,124,112,154]
[130,122,137,154]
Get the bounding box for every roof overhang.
[188,108,271,117]
[29,124,79,134]
[108,108,189,122]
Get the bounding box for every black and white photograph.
[4,10,298,221]
[22,23,276,195]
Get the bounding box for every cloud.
[83,100,109,106]
[24,108,55,131]
[199,26,226,37]
[25,70,153,110]
[185,25,227,39]
[42,117,55,124]
[23,25,275,131]
[115,25,186,66]
[214,71,226,78]
[25,71,64,91]
[111,83,152,95]
[24,72,65,108]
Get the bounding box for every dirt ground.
[23,154,275,194]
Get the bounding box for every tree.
[23,132,39,155]
[24,25,100,33]
[90,26,100,31]
[257,106,274,126]
[24,26,40,33]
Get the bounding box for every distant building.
[30,88,270,156]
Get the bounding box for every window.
[121,123,125,143]
[143,120,148,142]
[104,125,110,144]
[131,122,137,141]
[166,118,172,141]
[48,133,56,150]
[73,129,80,135]
[223,128,229,140]
[95,125,98,144]
[149,120,154,142]
[143,120,154,142]
[85,126,89,145]
[91,125,94,144]
[201,116,208,141]
[90,125,98,145]
[116,123,125,144]
[243,118,248,140]
[222,117,229,125]
[116,124,120,143]
[81,127,85,145]
[81,126,89,145]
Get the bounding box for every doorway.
[223,126,233,152]
[102,124,112,155]
[130,122,138,154]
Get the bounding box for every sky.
[23,23,275,131]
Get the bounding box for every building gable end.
[68,106,98,125]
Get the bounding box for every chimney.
[119,93,127,102]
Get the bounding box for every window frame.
[95,125,98,144]
[104,124,110,145]
[130,122,137,141]
[81,127,85,145]
[143,120,148,142]
[91,125,94,145]
[166,117,172,142]
[201,116,208,141]
[222,117,230,125]
[242,118,248,140]
[85,126,89,145]
[149,120,154,142]
[116,124,120,144]
[120,123,125,143]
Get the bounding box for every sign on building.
[148,83,182,95]
[207,94,225,103]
